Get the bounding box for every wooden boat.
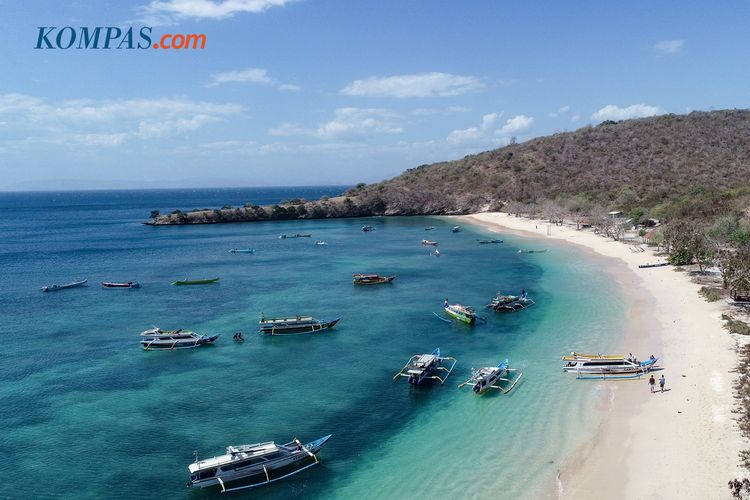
[187,434,332,492]
[518,249,548,254]
[458,359,523,394]
[229,248,256,253]
[393,348,457,385]
[478,239,503,244]
[41,279,87,292]
[638,262,669,268]
[444,303,476,324]
[424,226,435,231]
[487,292,534,312]
[451,226,461,233]
[353,273,396,285]
[563,353,659,379]
[361,225,375,232]
[101,281,140,288]
[421,239,438,246]
[140,327,219,350]
[171,277,220,285]
[258,315,341,335]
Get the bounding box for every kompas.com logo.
[34,27,206,50]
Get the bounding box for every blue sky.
[1,0,748,190]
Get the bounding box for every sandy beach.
[461,212,743,499]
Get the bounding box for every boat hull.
[141,334,219,350]
[188,435,332,490]
[259,318,341,335]
[41,279,88,292]
[444,307,475,325]
[171,278,220,285]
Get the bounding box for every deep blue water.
[0,187,626,499]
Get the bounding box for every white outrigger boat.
[187,434,332,493]
[487,292,535,312]
[393,348,457,385]
[458,359,523,394]
[140,327,219,350]
[562,352,659,379]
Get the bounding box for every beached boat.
[101,281,140,288]
[421,239,438,246]
[41,279,88,292]
[458,359,523,394]
[562,352,659,379]
[314,240,328,246]
[140,328,219,350]
[487,292,535,312]
[361,225,375,232]
[424,226,435,231]
[478,239,503,244]
[171,277,220,285]
[393,348,457,385]
[518,249,548,254]
[451,226,461,233]
[353,273,396,285]
[258,315,341,335]
[187,434,332,492]
[444,303,476,324]
[229,248,256,253]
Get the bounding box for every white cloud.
[654,39,684,56]
[315,108,402,139]
[138,0,294,22]
[341,72,483,98]
[447,113,534,146]
[0,93,243,148]
[548,105,570,118]
[207,68,272,87]
[268,108,403,140]
[571,114,581,123]
[591,103,663,122]
[411,106,471,116]
[499,114,534,134]
[278,83,300,92]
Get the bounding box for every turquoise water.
[0,190,626,499]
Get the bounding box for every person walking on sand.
[649,375,656,393]
[659,374,665,392]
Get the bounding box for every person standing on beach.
[649,375,656,393]
[659,374,665,392]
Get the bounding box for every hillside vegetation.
[149,109,750,226]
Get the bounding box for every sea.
[0,187,627,499]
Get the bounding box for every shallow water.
[0,189,626,499]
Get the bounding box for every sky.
[0,0,748,190]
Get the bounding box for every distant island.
[147,109,750,230]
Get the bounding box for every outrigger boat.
[41,279,87,292]
[258,314,341,335]
[421,239,438,246]
[444,303,477,324]
[102,281,140,288]
[478,239,503,244]
[140,327,219,350]
[353,273,396,285]
[451,226,461,233]
[393,348,457,385]
[361,225,375,232]
[279,234,311,239]
[458,359,523,394]
[187,434,332,493]
[487,292,535,312]
[171,277,220,285]
[518,249,548,254]
[424,226,435,231]
[314,240,328,246]
[229,248,256,253]
[562,352,659,379]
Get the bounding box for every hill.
[148,109,750,225]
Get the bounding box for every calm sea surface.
[0,187,626,499]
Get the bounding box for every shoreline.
[459,212,743,499]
